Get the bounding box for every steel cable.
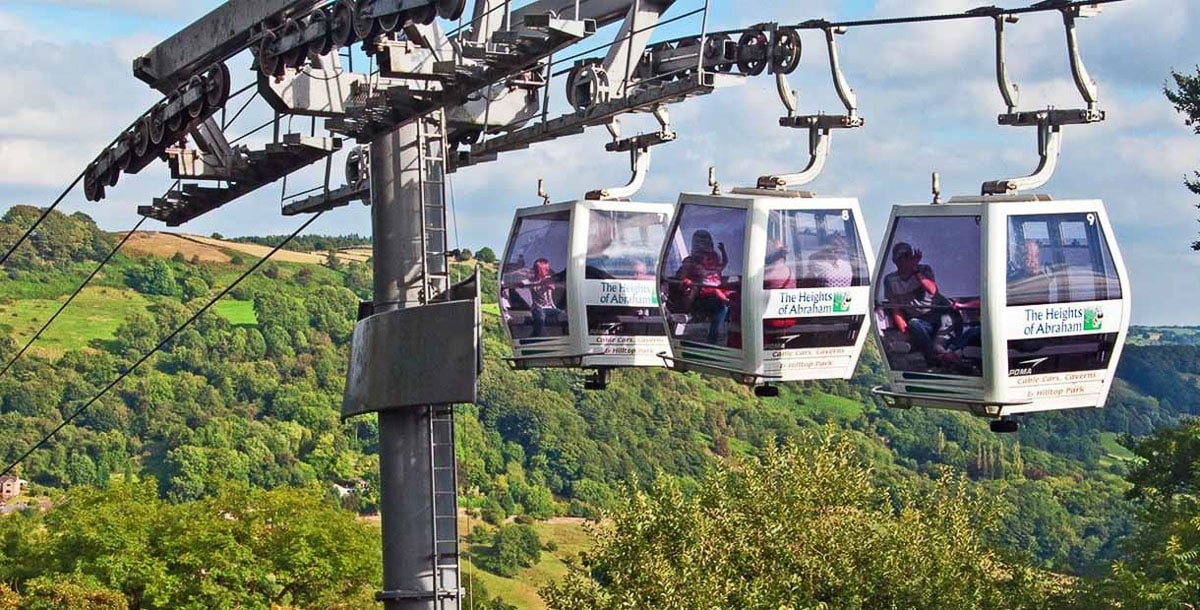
[0,211,325,479]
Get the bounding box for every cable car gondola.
[656,24,875,397]
[871,197,1128,428]
[500,197,673,389]
[871,6,1129,432]
[658,190,874,395]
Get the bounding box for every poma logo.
[1009,357,1049,377]
[1083,307,1104,331]
[833,293,852,313]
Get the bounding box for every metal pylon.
[417,111,450,303]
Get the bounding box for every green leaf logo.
[833,293,851,313]
[1083,307,1103,331]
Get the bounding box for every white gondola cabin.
[871,197,1129,427]
[657,191,874,394]
[500,200,674,387]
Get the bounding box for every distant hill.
[1127,325,1200,346]
[122,231,370,265]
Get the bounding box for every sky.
[1,0,1198,325]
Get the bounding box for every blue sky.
[2,0,1198,325]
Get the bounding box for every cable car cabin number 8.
[873,198,1129,416]
[658,192,875,387]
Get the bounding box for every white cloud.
[35,0,191,18]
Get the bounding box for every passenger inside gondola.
[762,210,868,351]
[583,210,667,337]
[676,230,732,344]
[502,212,570,339]
[876,219,983,376]
[1007,238,1054,305]
[1004,213,1123,375]
[662,206,745,347]
[805,235,854,288]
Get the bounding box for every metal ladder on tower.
[417,110,451,304]
[429,404,461,607]
[418,108,461,607]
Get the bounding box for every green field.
[212,299,258,326]
[459,518,595,610]
[1100,432,1137,462]
[0,287,151,357]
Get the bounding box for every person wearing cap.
[883,241,949,366]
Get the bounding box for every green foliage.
[4,206,1200,608]
[0,207,113,270]
[476,524,542,578]
[1165,67,1200,250]
[542,428,1061,610]
[0,481,380,609]
[124,259,179,297]
[0,584,18,609]
[21,576,128,610]
[475,247,497,263]
[1077,420,1200,607]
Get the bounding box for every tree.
[0,481,380,609]
[181,276,209,302]
[124,259,179,297]
[1165,68,1200,250]
[475,523,541,578]
[476,247,497,263]
[456,248,474,262]
[1079,420,1200,607]
[542,429,1060,610]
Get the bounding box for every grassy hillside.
[0,286,150,357]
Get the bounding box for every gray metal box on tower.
[342,290,480,418]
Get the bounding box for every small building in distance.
[0,475,26,500]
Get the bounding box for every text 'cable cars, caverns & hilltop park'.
[657,25,875,398]
[871,5,1130,433]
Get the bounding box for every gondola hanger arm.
[993,14,1020,114]
[759,24,862,190]
[981,3,1104,195]
[586,105,675,201]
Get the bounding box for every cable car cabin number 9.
[499,200,674,371]
[657,192,874,387]
[872,198,1129,416]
